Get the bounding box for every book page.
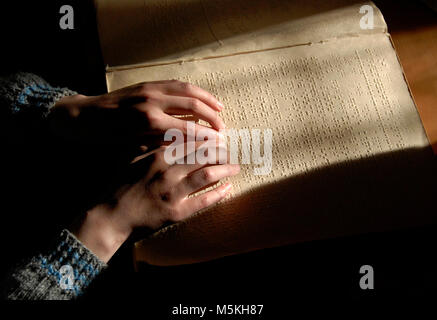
[114,33,436,266]
[96,0,387,69]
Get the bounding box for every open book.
[95,0,437,266]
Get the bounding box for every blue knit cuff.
[4,229,107,300]
[38,229,107,298]
[0,72,77,117]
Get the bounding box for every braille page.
[123,33,436,266]
[96,0,386,70]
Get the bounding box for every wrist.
[72,204,132,263]
[52,94,88,117]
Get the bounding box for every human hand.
[50,80,225,150]
[72,141,240,263]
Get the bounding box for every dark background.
[0,0,436,312]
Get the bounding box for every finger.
[162,137,227,166]
[178,183,232,220]
[157,114,224,140]
[130,145,172,180]
[180,164,240,196]
[160,139,230,194]
[160,95,225,130]
[131,146,157,164]
[134,136,225,164]
[135,142,227,193]
[163,141,230,176]
[136,134,168,152]
[156,80,224,112]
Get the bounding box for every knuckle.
[224,165,233,176]
[200,194,211,208]
[138,82,151,95]
[143,108,154,120]
[138,85,161,101]
[178,123,188,135]
[201,168,215,183]
[160,169,172,182]
[180,81,193,93]
[144,109,161,128]
[188,98,201,111]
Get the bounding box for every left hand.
[72,141,239,263]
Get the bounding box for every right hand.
[50,80,225,151]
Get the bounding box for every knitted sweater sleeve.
[0,75,106,299]
[0,72,77,117]
[2,229,107,300]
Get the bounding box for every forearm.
[2,229,107,300]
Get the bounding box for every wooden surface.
[375,0,437,152]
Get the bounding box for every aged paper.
[94,0,436,265]
[96,0,386,69]
[128,34,435,266]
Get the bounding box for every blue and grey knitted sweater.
[0,73,107,300]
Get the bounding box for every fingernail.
[217,132,227,142]
[217,102,224,110]
[221,183,232,196]
[216,118,226,129]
